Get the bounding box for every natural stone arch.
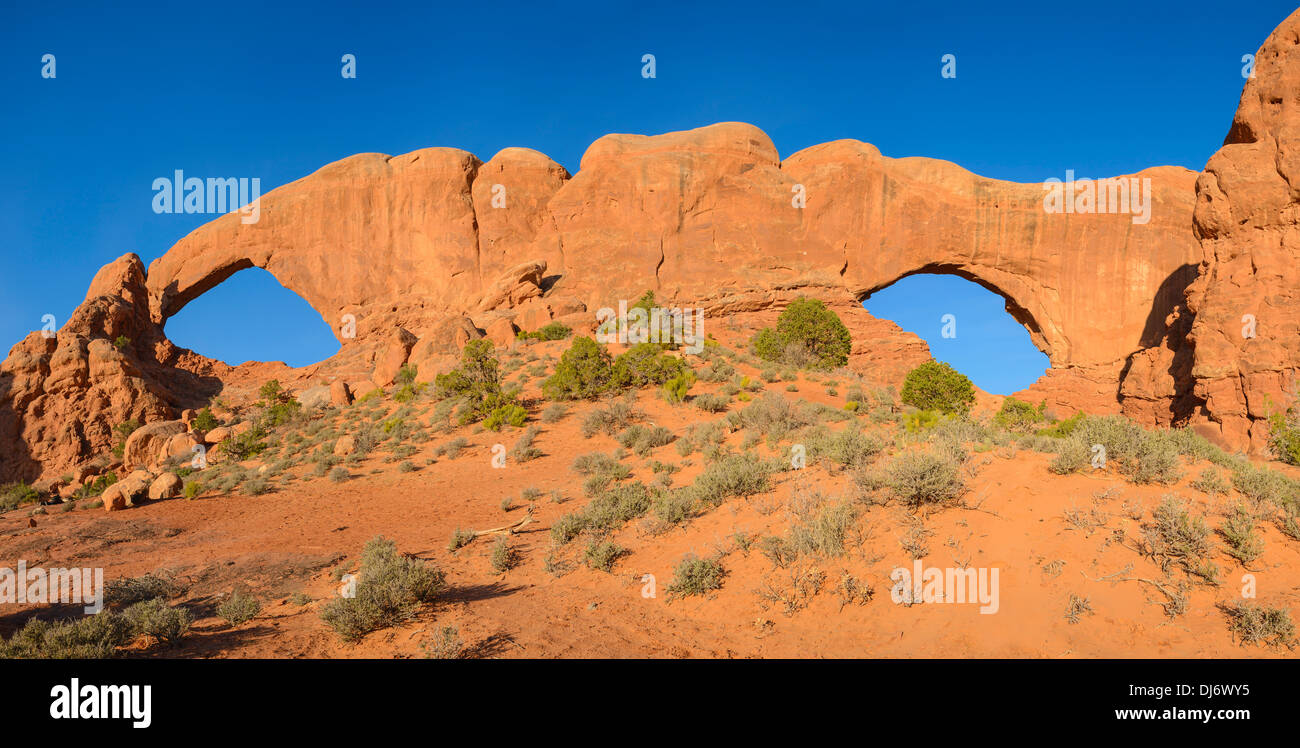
[855,262,1054,363]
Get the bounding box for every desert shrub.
[483,402,528,431]
[550,513,587,546]
[193,407,220,432]
[726,392,817,443]
[422,626,464,659]
[580,400,642,438]
[217,590,261,625]
[1143,496,1214,578]
[1036,411,1085,438]
[584,539,625,572]
[319,536,446,642]
[787,498,858,558]
[517,321,572,341]
[490,537,519,573]
[693,393,729,413]
[222,427,269,460]
[1267,407,1300,466]
[652,489,697,525]
[582,481,653,531]
[901,361,975,416]
[698,359,736,383]
[611,343,688,389]
[751,298,851,370]
[662,369,697,404]
[111,419,141,458]
[1224,601,1295,647]
[903,410,940,433]
[1219,504,1265,565]
[993,397,1047,433]
[541,403,568,423]
[123,598,193,647]
[666,557,725,599]
[803,425,883,467]
[1049,437,1091,475]
[1191,468,1230,496]
[105,573,179,606]
[1,611,135,659]
[329,466,350,483]
[508,425,542,463]
[884,450,964,508]
[572,451,631,479]
[0,482,40,512]
[435,340,519,424]
[1231,464,1298,508]
[543,337,614,400]
[436,437,469,459]
[447,527,475,551]
[688,453,775,508]
[616,424,676,456]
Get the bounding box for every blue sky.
[1,1,1294,392]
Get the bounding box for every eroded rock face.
[13,11,1300,479]
[1184,8,1300,452]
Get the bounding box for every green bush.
[0,482,40,512]
[435,340,520,424]
[584,539,625,572]
[543,337,614,400]
[611,343,689,390]
[661,369,696,404]
[1,612,135,659]
[217,590,261,625]
[517,321,572,341]
[111,419,141,458]
[1267,409,1300,466]
[193,407,220,432]
[901,361,975,416]
[319,536,446,642]
[484,403,528,431]
[751,297,851,370]
[123,598,193,647]
[993,397,1047,433]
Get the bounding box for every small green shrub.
[193,407,220,432]
[993,397,1048,433]
[217,590,261,625]
[517,321,572,341]
[901,361,975,416]
[584,539,625,572]
[542,337,614,400]
[751,298,851,370]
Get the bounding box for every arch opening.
[860,271,1050,396]
[163,266,341,368]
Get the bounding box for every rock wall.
[1185,8,1300,452]
[18,10,1300,480]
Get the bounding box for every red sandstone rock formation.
[1184,8,1300,452]
[17,10,1300,480]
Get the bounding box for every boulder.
[371,328,419,386]
[148,472,182,500]
[122,421,186,472]
[330,380,353,406]
[299,385,331,410]
[204,426,232,445]
[484,318,518,349]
